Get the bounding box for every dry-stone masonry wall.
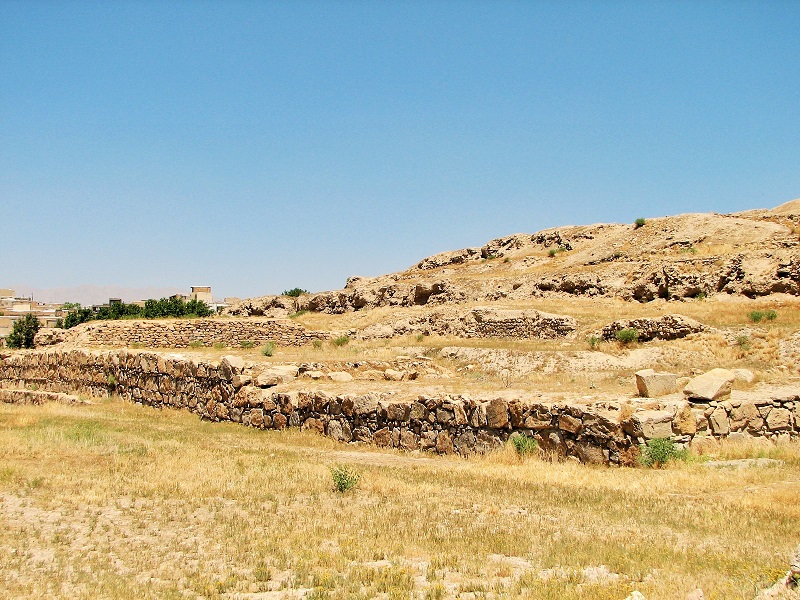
[1,349,797,464]
[601,314,706,342]
[45,318,323,349]
[360,307,576,340]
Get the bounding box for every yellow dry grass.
[1,400,798,599]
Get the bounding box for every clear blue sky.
[2,0,799,300]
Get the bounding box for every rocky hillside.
[227,200,800,317]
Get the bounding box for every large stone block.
[766,408,792,431]
[635,369,678,398]
[623,410,673,439]
[708,406,730,435]
[486,398,509,429]
[683,368,735,401]
[558,413,582,435]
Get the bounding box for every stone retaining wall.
[47,318,323,349]
[1,349,796,464]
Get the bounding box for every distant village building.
[1,285,229,343]
[190,286,213,304]
[0,289,61,341]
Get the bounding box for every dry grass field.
[1,398,798,599]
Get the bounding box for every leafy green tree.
[6,314,41,349]
[282,288,309,297]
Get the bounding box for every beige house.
[190,286,213,304]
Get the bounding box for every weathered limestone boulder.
[683,368,735,402]
[708,406,730,435]
[220,355,245,380]
[623,410,674,439]
[328,371,353,383]
[730,402,762,432]
[766,408,792,431]
[635,369,678,398]
[733,368,755,384]
[256,365,299,387]
[671,402,697,435]
[485,398,509,429]
[384,369,406,381]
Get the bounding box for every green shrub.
[5,314,40,349]
[212,342,227,350]
[189,340,204,349]
[510,434,538,458]
[312,339,323,349]
[415,333,425,343]
[587,335,601,350]
[736,335,751,350]
[289,310,308,319]
[615,327,639,345]
[260,342,275,357]
[765,309,778,321]
[748,310,765,323]
[634,218,646,228]
[60,296,212,329]
[106,374,117,386]
[330,465,360,492]
[548,248,558,257]
[332,335,350,347]
[639,437,688,468]
[282,288,309,297]
[240,340,256,349]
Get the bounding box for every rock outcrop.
[225,204,800,317]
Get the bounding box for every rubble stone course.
[601,314,706,342]
[1,349,796,465]
[39,318,323,349]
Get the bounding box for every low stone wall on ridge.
[43,318,324,349]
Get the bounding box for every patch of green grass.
[587,335,601,350]
[212,342,227,350]
[188,340,204,349]
[289,310,309,319]
[510,434,538,459]
[634,217,646,228]
[736,335,752,350]
[331,335,350,347]
[639,438,688,468]
[240,340,256,349]
[330,464,360,492]
[615,327,639,345]
[261,342,275,357]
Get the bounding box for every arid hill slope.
[227,201,800,317]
